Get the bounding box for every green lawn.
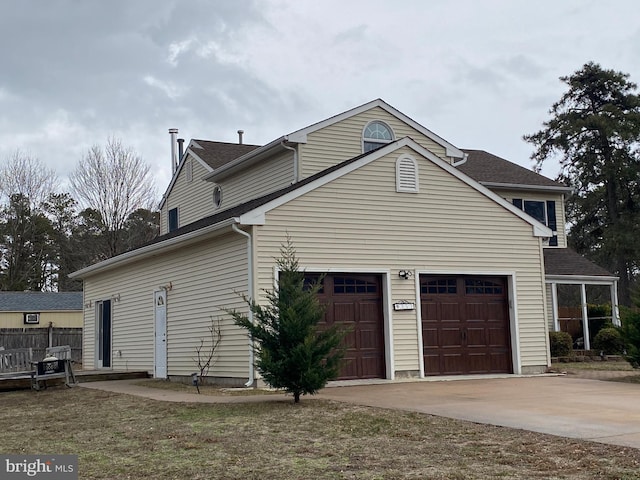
[1,387,639,479]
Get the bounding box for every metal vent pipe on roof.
[177,138,184,161]
[168,128,178,174]
[237,130,244,145]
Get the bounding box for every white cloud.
[143,75,186,100]
[167,38,194,67]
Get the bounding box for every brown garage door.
[421,275,512,376]
[311,273,386,380]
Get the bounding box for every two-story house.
[70,99,619,384]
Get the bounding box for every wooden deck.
[0,369,149,392]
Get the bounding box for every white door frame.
[154,290,168,379]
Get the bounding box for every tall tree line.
[0,139,159,292]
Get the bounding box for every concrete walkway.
[81,375,640,449]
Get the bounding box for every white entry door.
[154,290,167,378]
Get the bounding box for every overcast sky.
[1,0,638,198]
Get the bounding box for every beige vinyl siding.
[255,146,548,372]
[545,283,555,331]
[494,189,567,248]
[218,150,294,209]
[160,156,214,234]
[0,311,82,329]
[82,231,251,378]
[300,107,449,178]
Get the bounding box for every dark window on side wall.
[168,207,178,232]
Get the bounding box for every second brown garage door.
[421,275,512,376]
[311,273,386,380]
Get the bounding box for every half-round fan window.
[363,121,394,152]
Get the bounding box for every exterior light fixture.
[398,270,413,280]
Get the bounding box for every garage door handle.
[462,330,467,342]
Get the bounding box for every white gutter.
[479,181,573,194]
[280,136,298,183]
[232,222,255,387]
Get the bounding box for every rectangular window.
[512,198,558,246]
[168,207,178,232]
[23,313,40,324]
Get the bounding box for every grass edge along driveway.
[2,387,640,479]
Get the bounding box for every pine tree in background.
[524,62,640,305]
[229,238,345,403]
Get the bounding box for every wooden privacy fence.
[0,328,82,363]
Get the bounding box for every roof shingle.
[0,292,83,312]
[458,149,568,189]
[190,140,261,170]
[543,249,614,277]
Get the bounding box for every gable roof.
[202,98,468,182]
[287,98,465,159]
[543,248,615,278]
[72,137,552,279]
[0,292,83,312]
[190,140,261,170]
[159,139,262,210]
[458,150,571,192]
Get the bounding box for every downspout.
[232,223,255,387]
[281,137,298,183]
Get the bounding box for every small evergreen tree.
[229,238,345,403]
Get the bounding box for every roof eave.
[481,181,573,194]
[545,274,619,284]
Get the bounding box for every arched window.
[396,154,419,193]
[363,121,394,152]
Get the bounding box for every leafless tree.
[0,150,57,208]
[70,137,157,258]
[193,317,223,393]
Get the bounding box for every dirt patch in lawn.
[134,379,282,396]
[1,387,639,479]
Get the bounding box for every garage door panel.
[488,327,508,347]
[440,303,461,321]
[334,302,355,323]
[440,328,462,347]
[421,275,512,376]
[442,354,465,375]
[422,326,439,348]
[466,327,486,346]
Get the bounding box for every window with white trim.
[363,121,394,152]
[24,313,40,324]
[396,155,419,193]
[512,198,558,246]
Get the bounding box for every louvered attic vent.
[396,155,418,193]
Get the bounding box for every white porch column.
[580,283,590,350]
[611,280,621,327]
[551,282,559,332]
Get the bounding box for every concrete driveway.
[318,375,640,449]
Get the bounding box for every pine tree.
[229,238,345,403]
[524,62,640,305]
